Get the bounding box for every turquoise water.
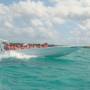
[0,48,90,90]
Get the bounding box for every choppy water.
[0,48,90,90]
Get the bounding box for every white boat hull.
[12,46,78,57]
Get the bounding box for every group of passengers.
[4,43,48,50]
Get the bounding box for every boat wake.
[0,51,38,61]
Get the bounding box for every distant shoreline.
[81,46,90,48]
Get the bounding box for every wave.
[0,51,38,60]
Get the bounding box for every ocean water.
[0,48,90,90]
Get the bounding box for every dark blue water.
[0,48,90,90]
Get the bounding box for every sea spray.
[0,51,37,60]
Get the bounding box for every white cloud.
[0,4,8,14]
[69,19,90,45]
[0,0,90,45]
[31,19,44,27]
[56,0,90,17]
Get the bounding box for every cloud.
[0,4,8,14]
[69,19,90,45]
[51,0,90,18]
[0,0,90,45]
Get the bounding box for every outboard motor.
[0,42,5,52]
[0,40,8,52]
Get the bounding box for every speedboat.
[0,41,78,57]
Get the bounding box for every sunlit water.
[0,48,90,90]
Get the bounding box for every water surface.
[0,48,90,90]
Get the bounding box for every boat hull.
[13,46,78,57]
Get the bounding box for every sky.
[0,0,90,45]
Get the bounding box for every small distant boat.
[0,41,78,57]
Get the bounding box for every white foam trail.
[0,51,38,60]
